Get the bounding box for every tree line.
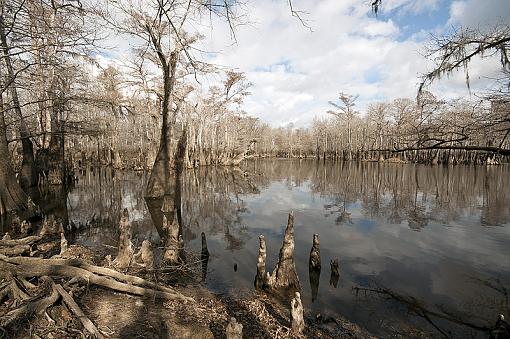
[0,0,508,217]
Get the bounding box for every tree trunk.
[145,51,178,198]
[0,12,36,188]
[0,98,28,216]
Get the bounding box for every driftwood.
[254,235,267,289]
[266,212,301,291]
[226,317,243,339]
[291,291,305,334]
[0,255,193,302]
[113,208,134,269]
[55,284,103,338]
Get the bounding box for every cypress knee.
[254,235,267,289]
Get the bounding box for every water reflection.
[42,160,510,338]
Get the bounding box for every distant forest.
[0,0,509,215]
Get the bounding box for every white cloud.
[448,0,510,29]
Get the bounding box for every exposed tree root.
[55,284,103,338]
[0,255,192,302]
[0,276,59,328]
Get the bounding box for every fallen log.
[55,284,103,339]
[0,256,192,302]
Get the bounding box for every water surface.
[48,160,510,337]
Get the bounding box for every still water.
[50,160,510,337]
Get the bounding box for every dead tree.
[266,212,301,291]
[112,208,134,269]
[254,235,267,289]
[291,291,305,334]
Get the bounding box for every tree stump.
[267,212,300,291]
[226,317,243,339]
[291,291,305,334]
[254,235,267,289]
[112,208,134,269]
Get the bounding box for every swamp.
[1,0,510,338]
